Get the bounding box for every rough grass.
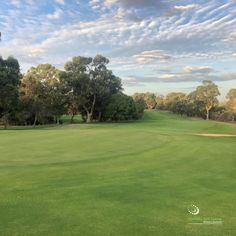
[0,111,236,236]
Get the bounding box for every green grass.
[0,111,236,236]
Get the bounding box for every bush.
[217,112,235,122]
[104,93,138,121]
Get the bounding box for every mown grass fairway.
[0,111,236,236]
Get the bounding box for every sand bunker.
[195,133,236,137]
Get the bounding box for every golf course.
[0,110,235,236]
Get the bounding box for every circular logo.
[188,204,200,215]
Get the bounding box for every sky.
[0,0,236,99]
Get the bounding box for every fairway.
[0,111,236,236]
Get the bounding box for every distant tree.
[226,89,236,121]
[192,80,220,120]
[133,96,146,118]
[155,95,165,110]
[0,57,21,128]
[104,93,137,121]
[164,92,186,114]
[133,92,156,109]
[145,92,157,109]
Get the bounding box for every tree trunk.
[2,113,8,129]
[232,114,235,122]
[86,113,92,123]
[70,114,75,123]
[83,95,96,123]
[56,117,60,125]
[89,95,96,123]
[206,109,209,120]
[33,114,37,127]
[98,111,102,122]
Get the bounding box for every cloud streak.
[133,50,171,64]
[123,72,236,86]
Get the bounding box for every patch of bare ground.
[195,133,236,137]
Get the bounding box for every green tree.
[20,64,66,126]
[226,89,236,121]
[133,96,146,118]
[186,91,205,117]
[104,93,137,121]
[133,92,157,109]
[192,80,220,120]
[64,55,122,123]
[0,56,21,128]
[155,95,165,110]
[164,92,186,114]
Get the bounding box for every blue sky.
[0,0,236,99]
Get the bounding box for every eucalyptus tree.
[164,92,186,115]
[64,55,122,123]
[0,56,21,128]
[226,89,236,121]
[20,64,67,126]
[192,80,220,120]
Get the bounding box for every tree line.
[133,81,236,122]
[1,55,235,127]
[0,55,145,128]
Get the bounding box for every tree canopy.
[0,56,21,127]
[62,55,123,123]
[226,89,236,121]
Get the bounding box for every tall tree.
[193,80,220,120]
[20,64,66,126]
[226,89,236,121]
[64,55,122,123]
[0,56,21,128]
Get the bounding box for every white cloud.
[104,0,118,7]
[122,65,221,86]
[133,50,171,64]
[183,66,214,74]
[174,4,196,11]
[47,9,63,20]
[26,0,35,4]
[224,32,236,42]
[104,0,164,9]
[90,0,101,10]
[55,0,65,5]
[9,0,21,8]
[123,72,236,85]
